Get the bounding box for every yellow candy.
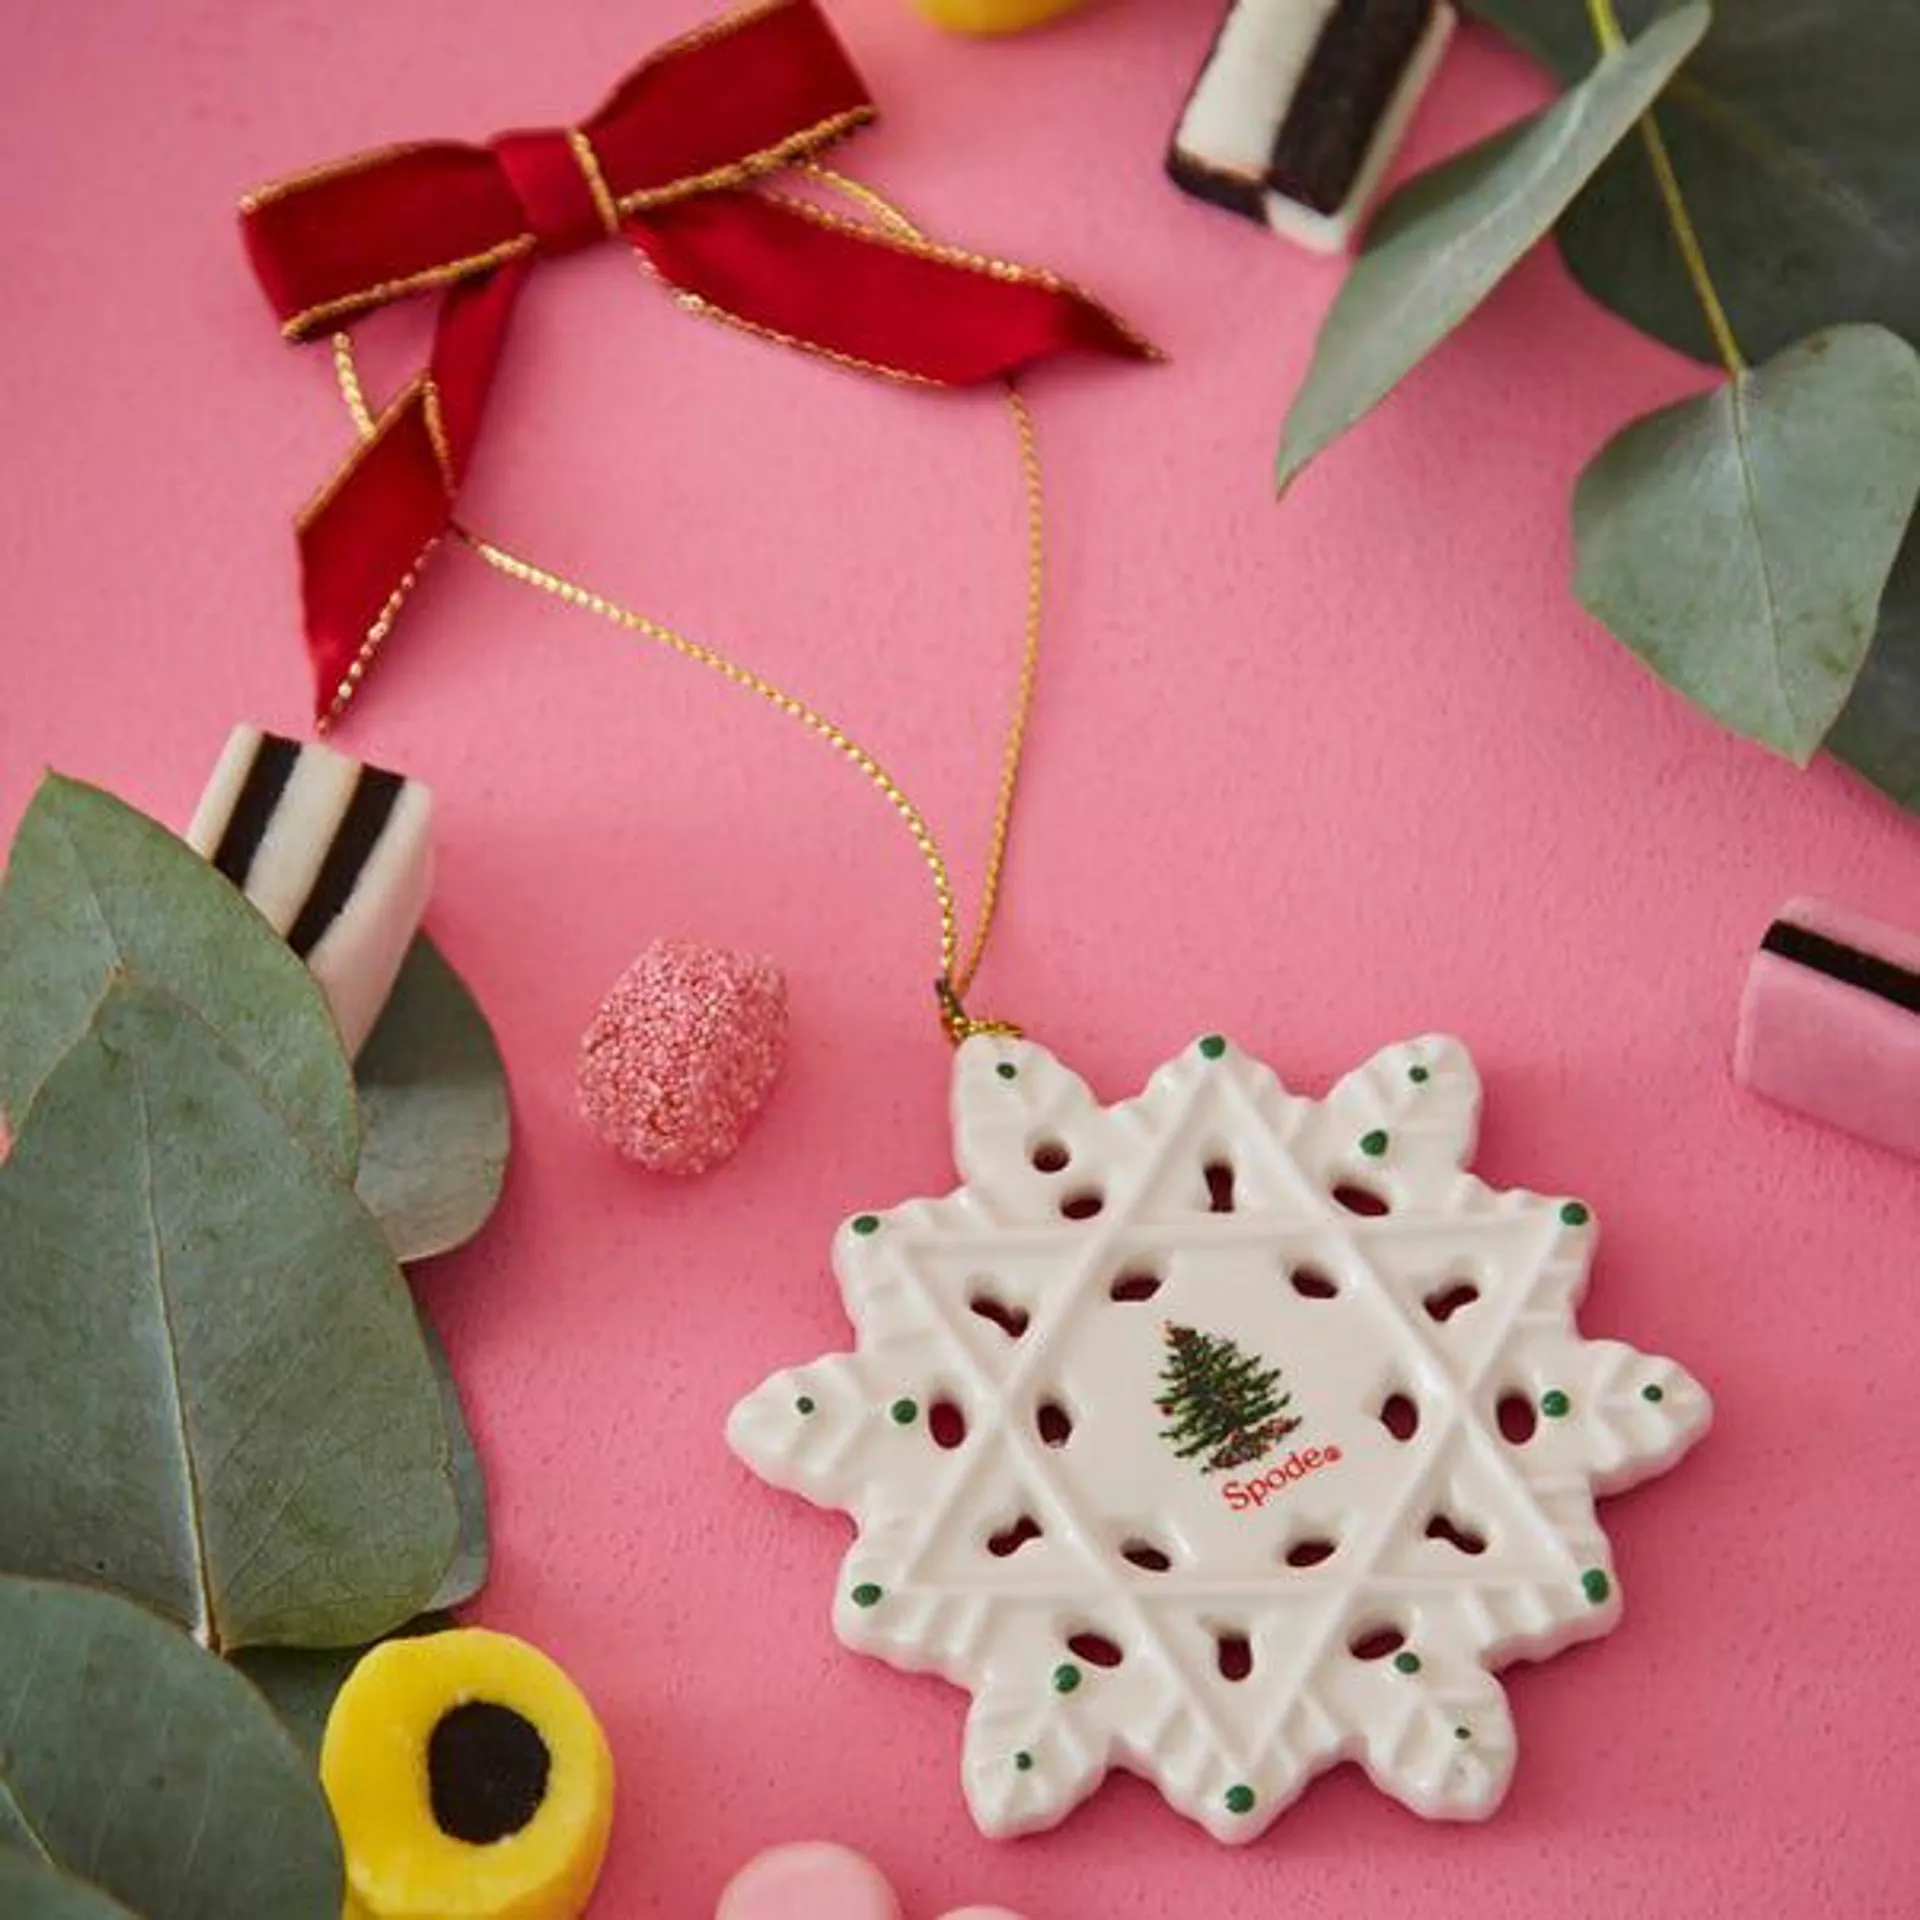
[912,0,1088,35]
[321,1629,614,1920]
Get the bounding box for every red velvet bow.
[241,0,1155,722]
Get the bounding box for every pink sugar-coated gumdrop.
[938,1910,1031,1919]
[715,1843,902,1920]
[577,939,787,1175]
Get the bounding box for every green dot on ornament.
[889,1397,918,1426]
[1560,1201,1591,1227]
[1224,1785,1256,1816]
[1642,1383,1666,1404]
[996,1062,1019,1081]
[1360,1129,1390,1158]
[1199,1034,1227,1060]
[851,1583,883,1609]
[1582,1568,1612,1605]
[1541,1389,1571,1419]
[851,1214,881,1236]
[1393,1650,1421,1675]
[1014,1750,1034,1772]
[1454,1725,1472,1742]
[1409,1065,1431,1084]
[795,1395,816,1416]
[1051,1663,1082,1695]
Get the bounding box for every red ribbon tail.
[628,191,1161,386]
[299,387,454,718]
[297,262,531,720]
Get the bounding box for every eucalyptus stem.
[1584,0,1747,374]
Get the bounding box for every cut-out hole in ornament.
[1349,1624,1407,1662]
[1331,1182,1391,1217]
[1284,1538,1338,1569]
[1215,1633,1254,1682]
[1059,1190,1105,1221]
[1290,1266,1339,1300]
[929,1399,968,1450]
[1204,1160,1237,1213]
[987,1516,1044,1558]
[1030,1139,1072,1175]
[1108,1269,1164,1303]
[1497,1393,1538,1446]
[1066,1631,1125,1670]
[1425,1513,1487,1556]
[969,1292,1031,1340]
[1423,1281,1480,1323]
[1036,1399,1074,1448]
[1380,1393,1420,1442]
[1121,1539,1173,1573]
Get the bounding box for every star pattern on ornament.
[728,1033,1711,1843]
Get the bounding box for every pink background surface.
[3,2,1918,1915]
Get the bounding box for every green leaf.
[421,1310,490,1611]
[1276,2,1709,490]
[0,776,355,1180]
[1827,512,1920,812]
[355,935,511,1265]
[0,1852,141,1920]
[229,1644,364,1769]
[1459,0,1920,367]
[1572,325,1920,763]
[0,1576,343,1920]
[0,981,457,1652]
[235,1612,453,1763]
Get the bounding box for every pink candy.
[715,1842,1027,1920]
[576,939,787,1175]
[1736,898,1920,1162]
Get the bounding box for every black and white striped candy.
[188,725,434,1057]
[1169,0,1454,251]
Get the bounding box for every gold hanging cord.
[329,165,1044,1045]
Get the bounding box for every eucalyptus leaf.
[0,1851,141,1920]
[1277,2,1709,489]
[0,1576,343,1920]
[1827,512,1920,811]
[236,1612,452,1763]
[1572,325,1920,763]
[1460,0,1920,367]
[356,935,511,1265]
[0,982,457,1652]
[0,1780,38,1855]
[0,776,355,1179]
[421,1310,490,1611]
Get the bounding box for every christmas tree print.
[1155,1324,1301,1474]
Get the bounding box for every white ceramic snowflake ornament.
[727,1033,1710,1843]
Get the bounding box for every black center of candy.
[427,1702,551,1844]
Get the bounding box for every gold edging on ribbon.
[756,191,1167,364]
[633,0,800,68]
[240,138,443,214]
[670,285,940,389]
[319,537,443,734]
[296,375,436,531]
[279,237,536,341]
[614,104,873,213]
